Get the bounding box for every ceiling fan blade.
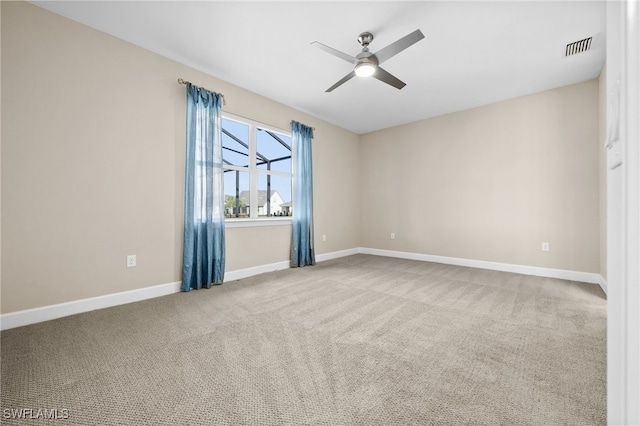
[373,67,406,90]
[325,71,356,92]
[311,41,357,64]
[373,29,425,64]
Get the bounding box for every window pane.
[222,119,249,167]
[257,173,292,217]
[223,169,250,218]
[256,129,292,173]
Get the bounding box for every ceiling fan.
[312,29,425,92]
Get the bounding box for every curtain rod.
[178,78,226,106]
[292,121,316,131]
[177,78,315,131]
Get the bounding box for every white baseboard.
[223,260,291,281]
[316,247,360,262]
[0,248,359,330]
[0,281,182,331]
[598,275,608,295]
[0,247,604,330]
[358,247,602,285]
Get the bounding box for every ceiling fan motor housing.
[356,50,378,64]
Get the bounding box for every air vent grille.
[565,37,592,56]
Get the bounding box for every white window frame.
[222,112,292,228]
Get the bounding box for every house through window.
[222,114,292,219]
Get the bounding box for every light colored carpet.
[1,254,606,425]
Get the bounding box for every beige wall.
[360,80,600,273]
[598,67,607,281]
[0,2,360,313]
[1,1,604,315]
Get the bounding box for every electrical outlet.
[391,233,396,240]
[322,234,327,242]
[127,255,137,267]
[541,242,550,252]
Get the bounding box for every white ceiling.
[31,1,605,135]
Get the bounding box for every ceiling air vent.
[565,37,593,56]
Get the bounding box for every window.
[222,113,292,222]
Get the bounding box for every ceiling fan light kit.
[312,29,425,92]
[355,61,377,77]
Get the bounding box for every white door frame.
[606,1,639,424]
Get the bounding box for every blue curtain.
[290,121,315,267]
[181,83,225,291]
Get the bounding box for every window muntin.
[222,114,292,220]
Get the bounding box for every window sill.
[225,218,292,228]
